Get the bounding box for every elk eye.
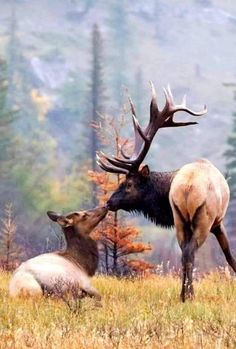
[126,182,132,189]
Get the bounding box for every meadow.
[0,271,235,349]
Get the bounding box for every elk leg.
[172,211,198,302]
[82,286,102,301]
[181,237,198,302]
[212,223,236,272]
[172,216,190,302]
[180,258,187,302]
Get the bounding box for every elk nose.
[106,201,111,210]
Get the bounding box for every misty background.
[0,0,236,271]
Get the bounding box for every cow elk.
[97,82,236,302]
[9,206,107,300]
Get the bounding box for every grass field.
[0,271,236,349]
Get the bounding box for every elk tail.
[191,201,206,229]
[172,201,206,242]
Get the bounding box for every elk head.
[97,82,207,212]
[47,206,107,235]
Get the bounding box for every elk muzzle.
[106,191,125,212]
[87,206,108,228]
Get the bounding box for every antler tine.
[173,103,208,116]
[159,85,207,128]
[163,85,175,112]
[96,82,207,175]
[150,80,158,107]
[96,160,128,174]
[131,114,149,142]
[128,96,136,117]
[182,94,187,106]
[96,153,128,174]
[167,84,175,105]
[129,96,148,143]
[149,81,159,125]
[98,151,132,171]
[119,141,130,160]
[104,155,132,170]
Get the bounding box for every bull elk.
[97,83,236,302]
[9,207,107,299]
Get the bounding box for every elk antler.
[97,82,207,174]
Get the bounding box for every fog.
[0,0,235,271]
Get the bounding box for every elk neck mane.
[134,170,177,228]
[57,226,99,276]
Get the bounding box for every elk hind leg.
[181,221,211,302]
[212,223,236,273]
[171,207,195,302]
[173,220,196,302]
[9,271,43,298]
[181,225,198,302]
[82,285,101,301]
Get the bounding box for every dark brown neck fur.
[136,171,177,228]
[57,227,99,276]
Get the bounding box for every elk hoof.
[180,285,194,302]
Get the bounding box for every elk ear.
[47,211,61,222]
[140,165,150,178]
[57,217,73,227]
[47,211,73,227]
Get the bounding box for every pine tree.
[6,5,32,108]
[225,109,236,197]
[133,68,144,118]
[108,0,130,106]
[225,100,236,250]
[89,24,105,205]
[0,58,18,180]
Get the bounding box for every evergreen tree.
[133,68,144,119]
[0,58,18,181]
[59,71,88,161]
[107,0,130,105]
[225,95,236,249]
[6,5,33,110]
[89,24,105,205]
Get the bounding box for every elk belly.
[9,253,91,297]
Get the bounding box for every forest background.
[0,0,236,273]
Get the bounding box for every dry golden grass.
[0,271,236,348]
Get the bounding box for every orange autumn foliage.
[89,171,154,274]
[124,259,156,275]
[89,112,154,275]
[89,170,153,274]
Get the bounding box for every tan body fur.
[168,159,236,301]
[9,207,107,300]
[9,253,96,298]
[170,159,229,248]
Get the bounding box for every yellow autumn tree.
[31,89,52,121]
